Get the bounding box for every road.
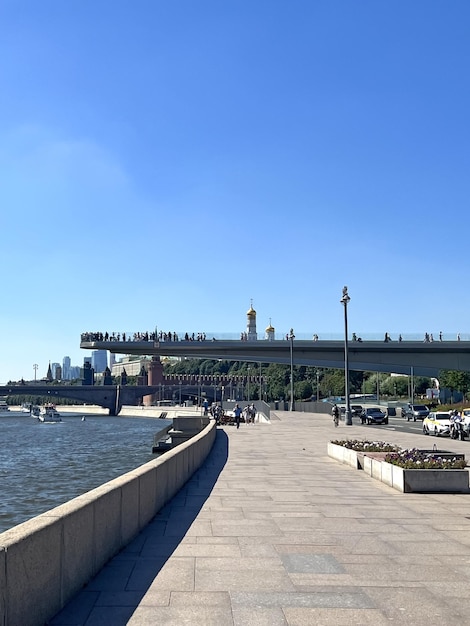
[347,414,445,438]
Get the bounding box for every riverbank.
[8,404,203,419]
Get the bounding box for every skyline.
[2,2,470,384]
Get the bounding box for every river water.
[0,411,172,534]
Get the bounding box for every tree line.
[162,358,440,402]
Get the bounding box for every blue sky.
[1,1,469,383]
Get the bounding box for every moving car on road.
[402,404,430,422]
[361,407,388,425]
[339,405,363,418]
[423,412,451,436]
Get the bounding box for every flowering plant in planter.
[384,448,467,469]
[330,439,400,453]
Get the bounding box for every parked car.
[339,405,362,417]
[423,412,451,436]
[361,407,388,425]
[402,404,430,421]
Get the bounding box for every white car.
[422,412,452,436]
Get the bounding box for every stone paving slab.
[49,411,470,625]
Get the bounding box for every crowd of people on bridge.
[81,331,208,343]
[81,330,467,344]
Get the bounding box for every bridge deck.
[81,339,470,375]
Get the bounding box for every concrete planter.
[329,443,469,493]
[327,442,360,469]
[389,464,469,493]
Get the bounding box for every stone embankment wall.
[0,419,216,626]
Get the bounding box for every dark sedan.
[361,407,389,425]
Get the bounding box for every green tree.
[295,380,313,400]
[320,369,345,397]
[439,370,470,394]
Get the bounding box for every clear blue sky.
[1,1,469,383]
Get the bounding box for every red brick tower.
[145,356,164,406]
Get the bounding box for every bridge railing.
[81,331,469,343]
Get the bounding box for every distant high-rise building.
[91,350,107,374]
[51,363,61,379]
[70,366,81,380]
[62,356,71,380]
[109,352,115,369]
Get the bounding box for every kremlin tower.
[265,319,275,341]
[246,301,258,341]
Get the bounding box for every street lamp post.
[340,286,353,425]
[259,362,262,401]
[247,366,251,403]
[289,328,295,411]
[33,364,38,382]
[316,369,320,402]
[179,380,182,405]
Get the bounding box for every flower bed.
[328,440,470,493]
[331,439,400,453]
[384,448,466,470]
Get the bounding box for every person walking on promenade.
[233,404,242,429]
[249,403,256,424]
[332,404,340,427]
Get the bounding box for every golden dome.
[247,300,256,317]
[265,323,275,333]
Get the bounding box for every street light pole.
[289,328,295,411]
[259,362,262,401]
[247,366,251,403]
[316,369,320,402]
[33,364,38,382]
[340,286,353,425]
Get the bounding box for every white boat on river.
[38,405,62,423]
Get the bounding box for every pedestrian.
[439,331,443,341]
[249,403,256,424]
[242,406,250,424]
[233,404,242,429]
[332,403,339,426]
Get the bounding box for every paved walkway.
[49,412,470,625]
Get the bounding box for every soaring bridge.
[0,384,159,415]
[80,337,470,377]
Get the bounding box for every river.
[0,410,172,534]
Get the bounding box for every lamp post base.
[344,410,353,426]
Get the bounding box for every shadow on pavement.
[48,429,229,626]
